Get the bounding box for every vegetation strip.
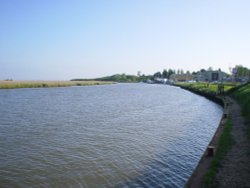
[181,82,250,187]
[202,118,233,188]
[213,95,250,187]
[0,80,114,89]
[230,83,250,139]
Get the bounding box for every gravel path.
[215,97,250,188]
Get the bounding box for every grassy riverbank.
[203,118,233,187]
[175,82,236,106]
[230,83,250,138]
[180,82,250,187]
[176,82,250,116]
[0,80,114,89]
[176,82,236,95]
[180,83,233,187]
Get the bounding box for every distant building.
[170,74,194,82]
[195,69,226,82]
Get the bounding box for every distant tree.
[234,65,250,78]
[200,69,206,72]
[168,69,175,79]
[153,71,162,78]
[162,69,168,78]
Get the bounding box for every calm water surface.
[0,84,223,188]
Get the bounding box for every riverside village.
[147,65,250,85]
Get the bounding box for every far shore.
[0,80,115,89]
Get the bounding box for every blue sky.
[1,0,250,80]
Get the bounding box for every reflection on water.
[0,84,222,187]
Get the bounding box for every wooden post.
[207,146,215,157]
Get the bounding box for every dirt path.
[186,96,250,188]
[215,96,250,187]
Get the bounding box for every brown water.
[0,83,222,188]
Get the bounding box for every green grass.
[230,82,250,138]
[202,83,250,187]
[178,82,249,187]
[203,119,234,188]
[176,82,236,95]
[0,80,114,89]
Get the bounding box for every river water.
[0,83,222,188]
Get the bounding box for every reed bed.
[0,80,114,89]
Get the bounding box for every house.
[195,69,226,82]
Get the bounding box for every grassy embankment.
[202,118,233,187]
[175,82,236,106]
[178,82,250,187]
[204,82,250,187]
[175,82,235,95]
[230,83,250,138]
[176,82,235,187]
[0,80,114,89]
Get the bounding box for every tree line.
[233,65,250,78]
[152,65,250,80]
[71,65,249,83]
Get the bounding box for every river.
[0,83,223,188]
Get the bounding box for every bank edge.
[175,84,232,188]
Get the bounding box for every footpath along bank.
[175,82,250,188]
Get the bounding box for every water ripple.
[0,84,222,187]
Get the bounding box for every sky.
[1,0,250,80]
